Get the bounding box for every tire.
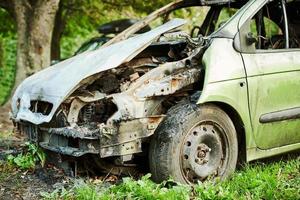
[149,102,238,184]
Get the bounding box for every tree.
[0,0,60,87]
[51,0,65,61]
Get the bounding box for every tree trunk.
[28,0,60,74]
[12,0,60,87]
[51,1,65,61]
[12,1,29,87]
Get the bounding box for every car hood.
[11,19,186,125]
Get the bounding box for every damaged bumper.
[20,116,164,157]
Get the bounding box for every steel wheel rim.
[180,120,229,183]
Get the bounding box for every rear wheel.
[149,103,238,184]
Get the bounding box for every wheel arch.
[206,101,247,164]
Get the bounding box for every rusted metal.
[100,116,164,148]
[47,126,99,140]
[40,142,99,157]
[135,68,201,98]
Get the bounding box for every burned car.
[11,0,300,184]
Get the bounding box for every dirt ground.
[0,104,13,133]
[0,149,118,200]
[0,164,69,200]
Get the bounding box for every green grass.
[41,155,299,200]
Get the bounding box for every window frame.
[235,0,300,54]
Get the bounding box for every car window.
[248,1,284,50]
[216,8,237,29]
[247,0,300,50]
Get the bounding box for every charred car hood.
[11,19,186,124]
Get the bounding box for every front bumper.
[16,116,164,158]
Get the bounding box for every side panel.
[197,38,255,149]
[247,143,300,161]
[243,52,300,149]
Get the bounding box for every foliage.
[0,34,16,105]
[59,0,146,58]
[0,8,15,37]
[0,7,16,105]
[41,174,191,200]
[194,159,300,200]
[7,142,46,170]
[41,156,300,200]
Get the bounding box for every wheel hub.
[195,143,210,165]
[180,122,226,183]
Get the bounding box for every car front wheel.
[149,102,238,184]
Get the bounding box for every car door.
[238,0,300,149]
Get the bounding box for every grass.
[40,155,299,200]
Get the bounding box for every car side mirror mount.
[246,32,257,45]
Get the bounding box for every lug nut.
[197,150,206,158]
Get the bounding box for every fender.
[197,38,255,152]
